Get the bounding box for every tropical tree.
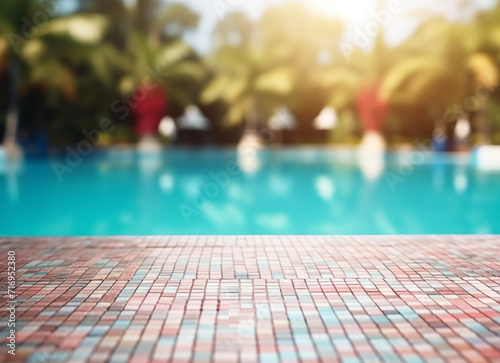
[117,1,206,144]
[379,20,470,139]
[258,2,344,136]
[0,0,130,150]
[463,1,500,144]
[0,0,36,155]
[202,4,344,145]
[316,17,482,145]
[200,13,294,148]
[376,0,500,145]
[0,0,206,150]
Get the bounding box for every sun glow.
[305,0,378,24]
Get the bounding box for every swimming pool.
[1,149,499,236]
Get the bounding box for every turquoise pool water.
[1,149,499,236]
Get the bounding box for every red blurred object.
[356,85,387,132]
[133,85,168,136]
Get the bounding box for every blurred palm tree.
[3,0,500,149]
[201,4,344,145]
[0,0,205,150]
[201,12,295,144]
[317,17,478,143]
[380,20,470,137]
[259,3,344,134]
[124,3,205,106]
[464,1,500,143]
[0,0,34,155]
[0,0,130,150]
[310,0,496,146]
[379,0,500,143]
[120,1,206,141]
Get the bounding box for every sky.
[180,0,497,53]
[60,0,498,53]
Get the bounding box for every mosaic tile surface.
[0,236,500,363]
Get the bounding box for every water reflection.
[237,149,261,175]
[475,145,500,172]
[159,173,174,193]
[453,167,468,194]
[0,159,22,202]
[315,175,335,200]
[357,151,385,181]
[256,213,289,231]
[138,153,162,176]
[269,172,291,197]
[1,150,500,236]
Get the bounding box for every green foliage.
[3,0,500,146]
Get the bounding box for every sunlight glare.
[306,0,377,24]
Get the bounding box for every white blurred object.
[269,107,296,130]
[0,154,22,202]
[455,117,471,140]
[454,168,468,194]
[359,131,386,153]
[315,176,335,200]
[316,48,332,65]
[0,140,22,160]
[358,131,386,181]
[177,105,209,130]
[238,154,260,175]
[238,130,263,153]
[358,152,385,181]
[159,173,174,192]
[475,145,500,171]
[313,106,338,130]
[137,135,162,153]
[158,116,177,138]
[237,136,261,175]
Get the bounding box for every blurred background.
[2,0,500,152]
[1,0,500,236]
